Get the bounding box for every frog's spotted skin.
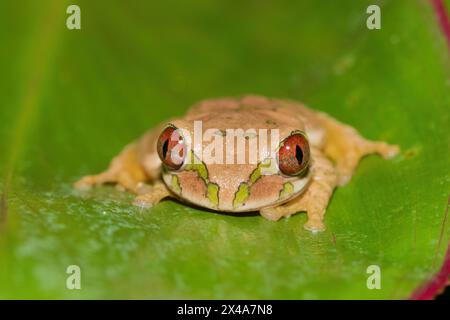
[75,95,399,232]
[170,175,181,194]
[280,182,294,200]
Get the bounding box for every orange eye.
[157,126,186,170]
[278,132,310,176]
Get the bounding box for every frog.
[75,95,398,232]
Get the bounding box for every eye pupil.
[295,144,303,165]
[162,139,169,159]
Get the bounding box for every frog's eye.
[278,132,310,176]
[157,126,186,170]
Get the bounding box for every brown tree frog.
[75,96,398,232]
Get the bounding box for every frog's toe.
[74,176,96,190]
[132,182,171,209]
[133,195,157,209]
[372,142,400,160]
[303,218,326,233]
[384,144,400,159]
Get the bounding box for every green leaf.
[0,0,449,299]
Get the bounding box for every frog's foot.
[74,142,149,193]
[261,205,324,232]
[260,197,326,233]
[303,209,326,233]
[260,148,337,233]
[132,181,172,209]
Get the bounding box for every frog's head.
[155,115,312,212]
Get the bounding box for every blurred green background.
[0,0,449,299]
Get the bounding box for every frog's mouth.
[226,170,312,212]
[162,168,311,213]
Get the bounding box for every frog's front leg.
[74,133,172,207]
[74,142,149,193]
[317,112,399,185]
[260,148,337,232]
